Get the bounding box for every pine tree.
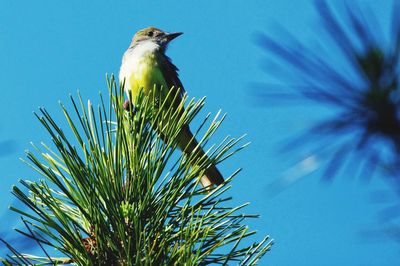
[1,76,272,265]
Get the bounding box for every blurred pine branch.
[257,0,400,248]
[256,0,400,182]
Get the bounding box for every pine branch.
[1,76,272,265]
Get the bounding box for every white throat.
[129,40,160,58]
[119,40,161,84]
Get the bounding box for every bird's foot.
[123,99,135,113]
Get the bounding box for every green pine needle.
[1,76,273,265]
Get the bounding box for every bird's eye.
[147,31,154,37]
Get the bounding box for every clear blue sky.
[0,0,397,265]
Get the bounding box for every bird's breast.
[119,50,168,102]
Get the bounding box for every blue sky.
[0,0,398,265]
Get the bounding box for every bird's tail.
[178,126,224,187]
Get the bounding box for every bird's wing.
[158,54,186,105]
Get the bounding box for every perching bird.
[119,27,224,187]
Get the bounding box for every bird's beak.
[164,32,183,42]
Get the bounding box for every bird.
[119,27,224,187]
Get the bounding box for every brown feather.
[158,54,224,187]
[177,126,224,187]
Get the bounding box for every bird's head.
[129,27,182,50]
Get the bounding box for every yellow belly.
[125,55,168,103]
